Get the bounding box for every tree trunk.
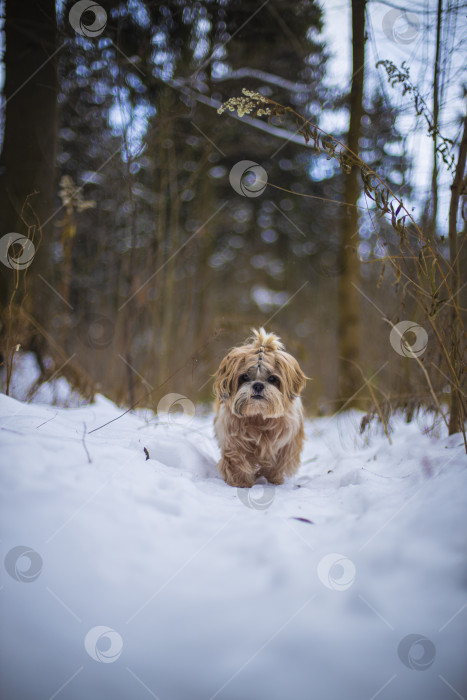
[448,114,467,435]
[337,0,366,407]
[0,0,58,358]
[428,0,443,239]
[155,93,179,389]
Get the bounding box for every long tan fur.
[214,328,306,488]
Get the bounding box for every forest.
[0,0,465,440]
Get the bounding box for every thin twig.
[82,422,92,464]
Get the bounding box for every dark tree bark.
[0,0,58,358]
[337,0,366,406]
[448,114,467,435]
[428,0,443,239]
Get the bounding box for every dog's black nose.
[252,382,264,394]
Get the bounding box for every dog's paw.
[224,472,256,489]
[265,475,284,485]
[257,468,284,485]
[217,459,255,488]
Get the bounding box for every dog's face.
[214,329,306,419]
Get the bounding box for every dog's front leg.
[217,453,256,488]
[260,430,304,484]
[257,464,285,484]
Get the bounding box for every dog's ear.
[214,350,241,401]
[275,352,307,399]
[213,359,230,400]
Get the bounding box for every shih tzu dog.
[214,328,306,488]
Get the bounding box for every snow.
[0,351,86,407]
[1,388,466,700]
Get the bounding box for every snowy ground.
[1,385,466,700]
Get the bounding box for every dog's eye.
[267,375,278,384]
[239,374,249,384]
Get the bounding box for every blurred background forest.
[0,0,465,436]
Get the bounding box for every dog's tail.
[247,327,285,352]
